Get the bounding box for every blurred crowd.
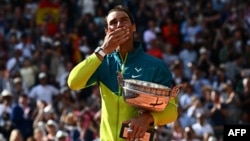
[0,0,250,141]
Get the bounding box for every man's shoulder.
[11,104,22,110]
[146,54,169,68]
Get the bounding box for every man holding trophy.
[67,5,179,141]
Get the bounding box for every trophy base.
[119,123,155,141]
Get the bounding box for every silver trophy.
[117,72,181,140]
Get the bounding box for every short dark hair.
[104,5,135,29]
[19,93,28,98]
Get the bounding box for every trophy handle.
[171,84,182,97]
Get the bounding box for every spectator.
[34,104,58,128]
[0,89,15,140]
[179,83,197,114]
[162,43,179,67]
[178,41,198,80]
[49,41,67,84]
[14,33,36,60]
[207,90,228,140]
[62,112,81,141]
[171,60,188,85]
[28,72,59,105]
[238,77,250,115]
[180,12,203,45]
[78,36,92,59]
[186,96,208,125]
[202,1,222,31]
[220,83,241,124]
[146,38,164,59]
[197,47,212,78]
[218,34,233,64]
[9,129,23,141]
[55,130,69,141]
[190,67,211,98]
[10,94,35,140]
[244,40,250,66]
[191,112,214,141]
[36,63,59,88]
[77,0,95,16]
[19,58,38,90]
[181,126,200,141]
[85,85,101,113]
[211,64,231,92]
[143,19,159,50]
[59,61,74,88]
[0,10,8,37]
[84,21,104,50]
[11,77,29,103]
[57,86,77,115]
[224,53,244,83]
[135,0,153,39]
[161,16,180,52]
[154,125,173,141]
[6,48,24,77]
[171,120,184,141]
[45,119,58,141]
[32,100,47,128]
[32,127,47,141]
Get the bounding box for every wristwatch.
[95,47,106,58]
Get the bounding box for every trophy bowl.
[120,79,180,112]
[117,72,181,140]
